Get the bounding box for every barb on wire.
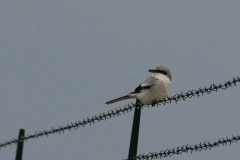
[0,76,239,150]
[129,135,240,160]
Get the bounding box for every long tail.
[105,95,132,105]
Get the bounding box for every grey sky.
[0,1,240,160]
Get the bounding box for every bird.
[105,65,172,106]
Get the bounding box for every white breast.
[136,75,171,105]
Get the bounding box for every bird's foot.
[151,100,158,106]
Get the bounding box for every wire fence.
[130,135,240,160]
[0,76,239,151]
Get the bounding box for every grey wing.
[130,76,158,94]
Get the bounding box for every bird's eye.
[156,70,167,75]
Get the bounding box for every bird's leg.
[151,100,158,106]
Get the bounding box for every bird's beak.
[148,69,154,73]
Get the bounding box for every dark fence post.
[127,99,142,160]
[15,129,25,160]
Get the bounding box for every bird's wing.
[129,76,158,94]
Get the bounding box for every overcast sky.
[0,1,240,160]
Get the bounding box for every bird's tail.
[105,95,132,105]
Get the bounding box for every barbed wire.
[128,135,240,160]
[0,76,239,150]
[155,76,240,106]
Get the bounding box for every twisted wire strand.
[130,135,240,160]
[0,76,239,150]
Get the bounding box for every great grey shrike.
[105,65,172,106]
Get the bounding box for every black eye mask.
[154,70,167,75]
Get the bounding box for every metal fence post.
[15,129,25,160]
[127,99,142,160]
